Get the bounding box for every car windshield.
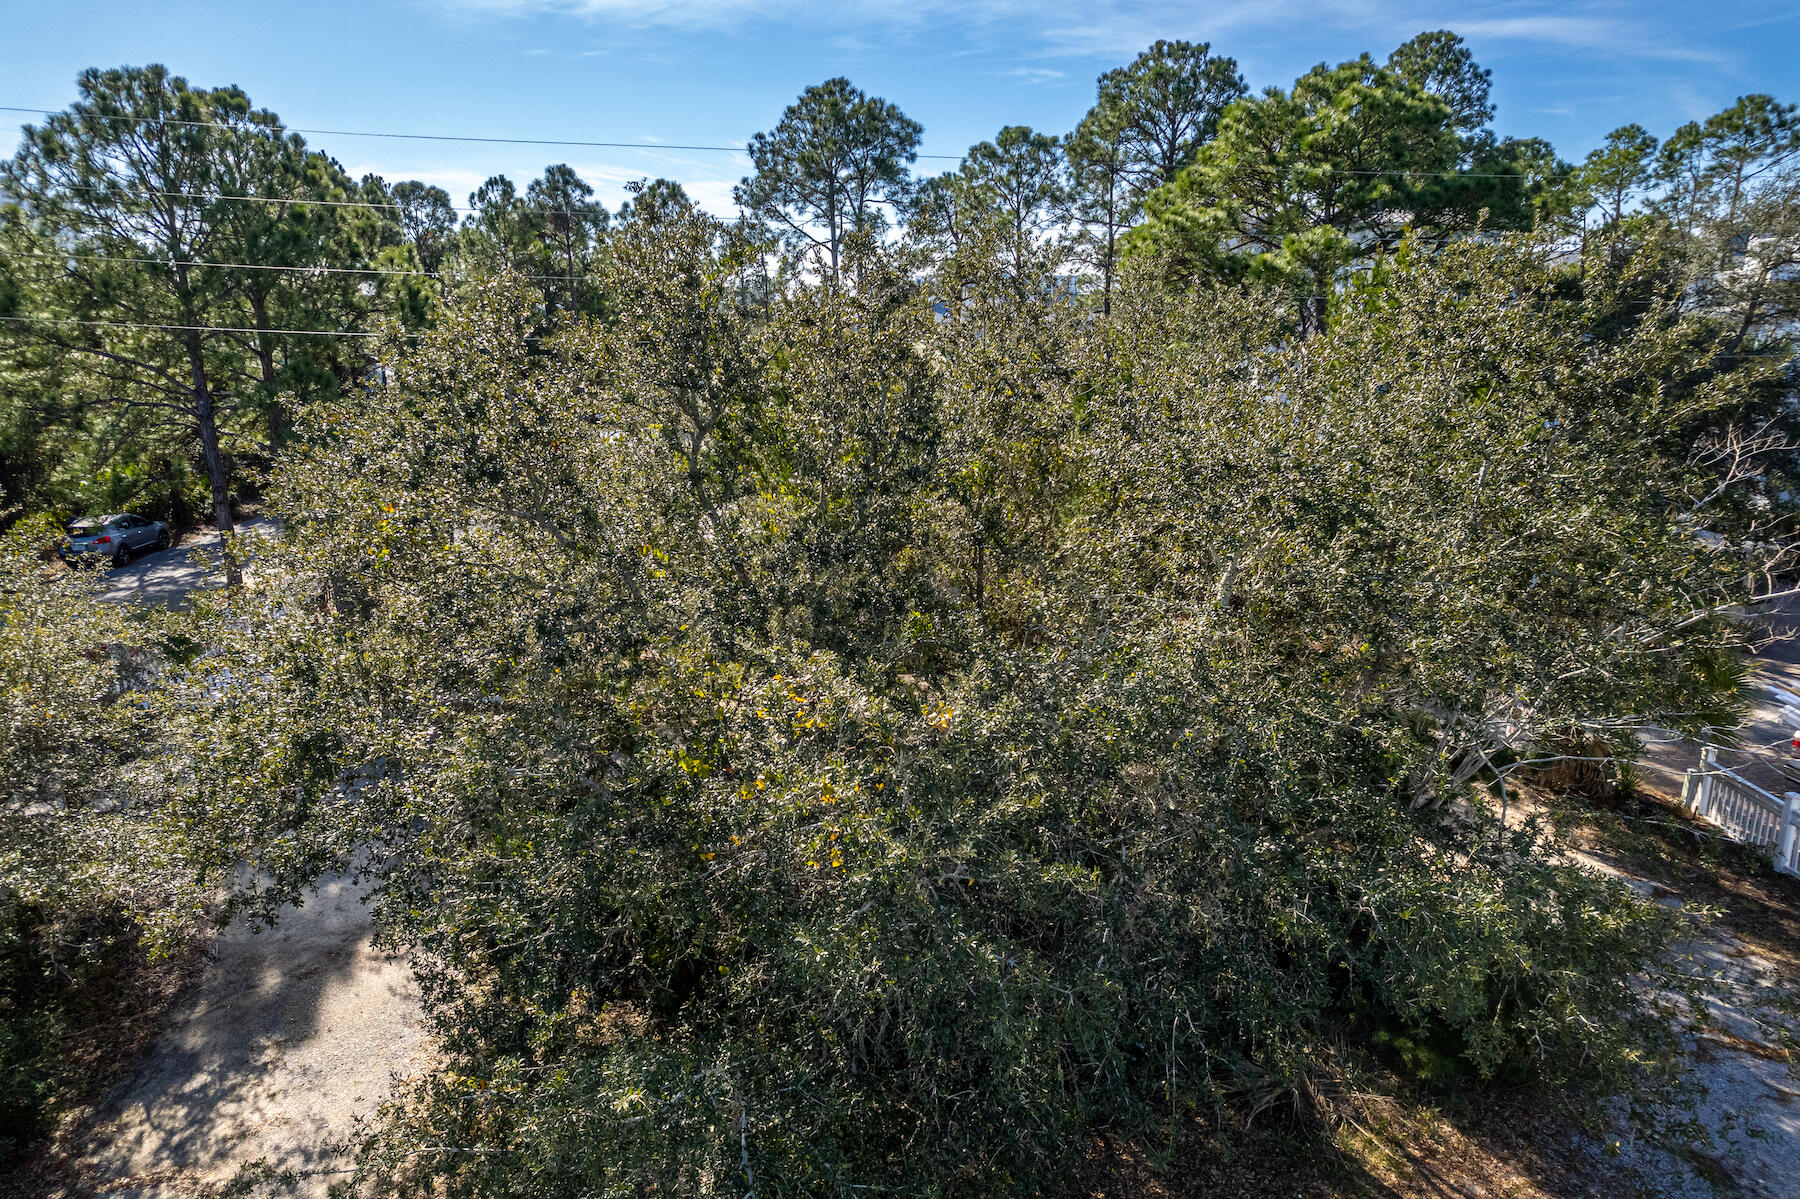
[66,522,102,536]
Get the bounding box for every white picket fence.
[1684,745,1800,877]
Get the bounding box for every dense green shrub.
[167,213,1770,1196]
[0,897,160,1154]
[0,526,198,1158]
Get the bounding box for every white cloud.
[440,0,913,32]
[1454,14,1730,64]
[1032,0,1315,60]
[562,161,744,217]
[345,153,751,217]
[437,0,1241,45]
[678,177,745,214]
[346,163,494,203]
[445,0,751,17]
[433,1,1743,74]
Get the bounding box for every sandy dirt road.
[74,878,427,1198]
[64,520,430,1197]
[1613,594,1800,1194]
[1568,855,1800,1197]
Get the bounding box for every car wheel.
[155,530,171,550]
[113,548,129,568]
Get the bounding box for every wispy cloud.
[438,0,1238,46]
[439,0,923,33]
[249,1,1789,221]
[434,1,1744,74]
[443,0,757,22]
[1032,0,1316,60]
[345,163,494,204]
[560,158,745,214]
[345,153,747,216]
[1454,14,1730,64]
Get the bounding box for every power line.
[1,167,1535,232]
[0,314,379,338]
[15,249,432,278]
[11,248,601,284]
[3,179,679,222]
[2,180,918,222]
[0,103,966,161]
[0,102,1559,179]
[7,180,493,217]
[0,98,1591,241]
[1,311,1789,360]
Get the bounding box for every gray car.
[60,513,171,566]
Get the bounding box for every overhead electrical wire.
[0,106,1783,348]
[0,252,1689,311]
[0,96,1587,267]
[0,178,912,220]
[0,311,1786,359]
[0,104,964,161]
[1,180,602,219]
[10,248,597,283]
[0,313,378,337]
[0,102,1549,179]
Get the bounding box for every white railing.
[1684,745,1800,877]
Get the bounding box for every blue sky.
[2,1,1796,216]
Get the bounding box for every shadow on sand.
[76,873,426,1198]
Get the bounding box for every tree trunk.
[827,192,841,280]
[1300,294,1327,337]
[186,330,241,586]
[248,290,286,448]
[973,537,986,609]
[1103,219,1116,317]
[564,236,578,319]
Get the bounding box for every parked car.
[59,513,171,566]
